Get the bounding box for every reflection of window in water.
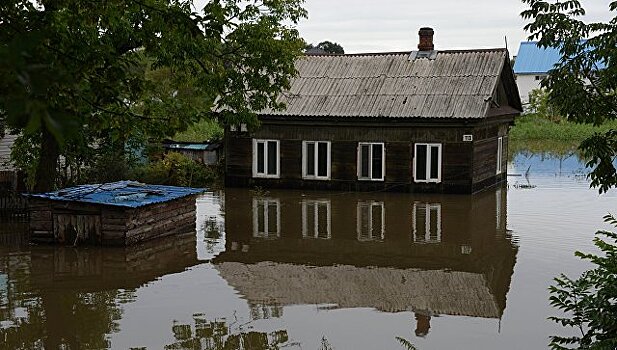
[302,200,331,239]
[357,201,385,241]
[413,202,442,243]
[252,199,281,239]
[496,188,503,230]
[250,303,283,320]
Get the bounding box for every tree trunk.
[33,127,60,193]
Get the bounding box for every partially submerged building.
[226,28,522,194]
[28,181,203,246]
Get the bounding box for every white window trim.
[496,136,503,175]
[412,202,442,244]
[252,198,281,239]
[301,199,332,239]
[252,139,280,178]
[413,143,442,183]
[356,201,385,241]
[357,142,386,181]
[302,141,331,180]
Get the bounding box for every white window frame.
[413,143,442,183]
[496,136,503,175]
[302,141,331,180]
[252,198,281,239]
[356,201,385,241]
[412,202,442,244]
[357,142,386,181]
[301,199,332,239]
[252,139,280,178]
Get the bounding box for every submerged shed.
[28,181,204,246]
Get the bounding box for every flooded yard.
[1,152,615,349]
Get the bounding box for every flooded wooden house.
[28,181,203,246]
[214,187,517,330]
[225,28,522,193]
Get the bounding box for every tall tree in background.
[306,40,344,54]
[522,2,617,349]
[0,0,306,192]
[521,0,617,193]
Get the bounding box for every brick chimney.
[418,27,434,51]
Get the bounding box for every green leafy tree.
[306,41,344,54]
[548,214,617,350]
[521,0,617,193]
[522,2,617,349]
[0,0,306,192]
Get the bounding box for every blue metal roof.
[29,181,205,208]
[514,41,606,74]
[165,143,209,151]
[514,42,562,74]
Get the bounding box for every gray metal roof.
[0,134,17,171]
[260,49,512,119]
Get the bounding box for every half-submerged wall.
[226,118,512,194]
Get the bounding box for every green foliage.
[521,0,617,193]
[173,119,223,142]
[510,114,617,143]
[548,214,617,350]
[0,0,307,191]
[528,89,561,122]
[306,41,345,54]
[130,152,216,188]
[395,336,418,350]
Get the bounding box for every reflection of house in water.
[215,187,517,335]
[0,233,200,349]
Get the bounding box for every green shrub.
[130,152,216,188]
[549,214,617,349]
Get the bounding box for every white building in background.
[513,42,561,106]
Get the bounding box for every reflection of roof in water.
[216,262,501,318]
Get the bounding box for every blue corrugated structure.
[514,41,606,74]
[514,42,562,74]
[29,181,204,208]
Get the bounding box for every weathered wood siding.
[29,195,197,246]
[126,196,197,245]
[226,119,511,193]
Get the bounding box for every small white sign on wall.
[463,134,473,142]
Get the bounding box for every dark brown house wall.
[226,119,513,194]
[471,123,509,192]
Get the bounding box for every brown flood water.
[1,153,616,349]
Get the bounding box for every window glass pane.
[429,206,440,241]
[306,142,315,176]
[267,141,277,175]
[430,146,440,179]
[257,202,265,233]
[257,142,265,174]
[360,145,370,178]
[358,203,370,240]
[416,145,427,180]
[267,202,278,234]
[305,203,316,236]
[317,203,328,238]
[372,144,383,179]
[415,205,427,242]
[371,204,383,239]
[317,142,328,177]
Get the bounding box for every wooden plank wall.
[125,195,197,245]
[29,196,198,246]
[226,123,480,193]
